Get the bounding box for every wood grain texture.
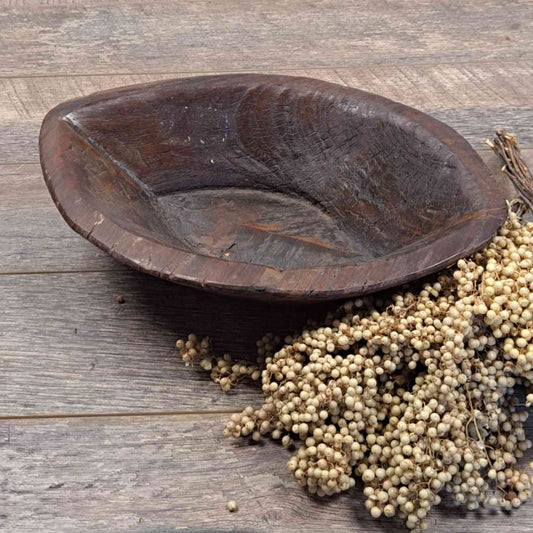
[0,0,531,77]
[2,150,528,276]
[0,139,526,417]
[1,413,531,533]
[2,61,533,162]
[1,2,532,532]
[39,73,508,301]
[0,154,525,417]
[0,269,333,416]
[0,164,122,273]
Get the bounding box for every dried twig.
[486,130,533,214]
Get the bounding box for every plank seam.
[0,268,130,276]
[0,57,531,81]
[0,409,242,421]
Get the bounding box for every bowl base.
[157,187,372,269]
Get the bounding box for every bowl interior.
[61,76,488,270]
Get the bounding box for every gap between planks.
[0,57,528,80]
[0,268,130,276]
[0,408,242,422]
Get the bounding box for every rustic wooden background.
[1,1,532,531]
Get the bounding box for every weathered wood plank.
[1,149,528,275]
[1,61,533,162]
[0,413,531,532]
[0,152,525,417]
[0,145,527,417]
[1,0,531,77]
[0,269,332,416]
[429,108,533,149]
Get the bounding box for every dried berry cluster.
[176,333,279,392]
[178,212,533,531]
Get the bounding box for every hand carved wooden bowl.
[40,74,506,301]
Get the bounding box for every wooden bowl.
[40,74,506,301]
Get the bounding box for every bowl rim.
[39,73,507,301]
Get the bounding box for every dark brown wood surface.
[40,74,507,300]
[1,1,532,531]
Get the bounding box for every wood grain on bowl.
[39,74,507,301]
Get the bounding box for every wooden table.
[1,1,532,531]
